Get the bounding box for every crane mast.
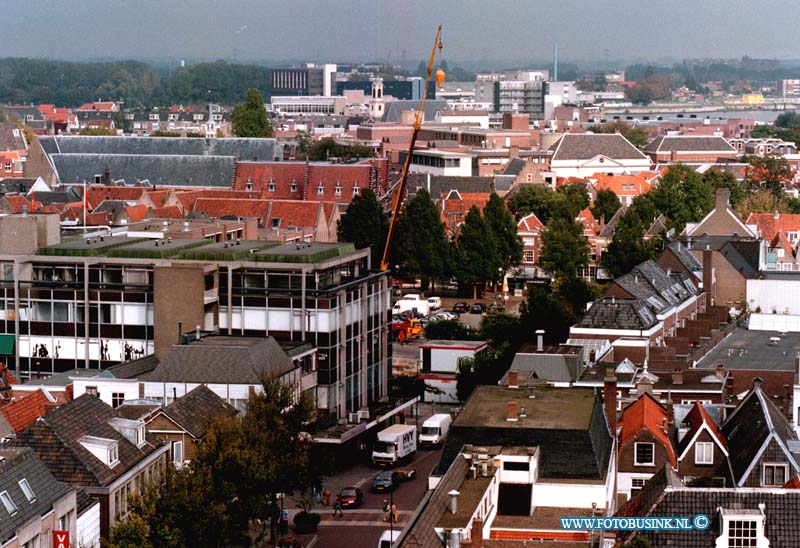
[380,25,443,271]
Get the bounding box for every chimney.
[509,145,519,160]
[774,210,780,220]
[753,377,763,390]
[195,325,201,340]
[672,368,683,385]
[715,364,726,379]
[703,245,714,308]
[177,322,183,345]
[535,329,544,352]
[665,391,674,426]
[715,187,731,210]
[471,519,484,547]
[508,370,519,389]
[604,368,618,435]
[670,150,678,163]
[507,401,518,422]
[448,490,460,514]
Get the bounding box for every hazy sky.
[5,0,800,64]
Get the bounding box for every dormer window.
[291,181,298,193]
[149,114,159,121]
[634,442,654,466]
[18,479,35,502]
[717,508,768,548]
[695,442,713,465]
[268,181,276,192]
[317,184,324,196]
[0,491,17,515]
[109,445,119,465]
[245,181,253,192]
[335,184,342,196]
[271,218,280,229]
[353,185,360,196]
[80,435,120,467]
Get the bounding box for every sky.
[4,0,800,65]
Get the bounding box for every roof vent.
[448,490,460,514]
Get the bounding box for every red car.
[336,487,363,508]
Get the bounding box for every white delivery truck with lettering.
[372,424,417,467]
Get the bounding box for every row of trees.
[108,379,321,548]
[339,189,523,294]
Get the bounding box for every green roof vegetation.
[107,238,213,259]
[178,240,279,261]
[251,242,357,264]
[37,236,146,257]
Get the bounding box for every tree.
[588,120,650,149]
[591,188,622,223]
[483,193,523,273]
[601,201,658,278]
[646,164,714,232]
[746,154,793,191]
[337,189,389,267]
[737,188,790,218]
[507,185,558,222]
[539,217,589,281]
[518,285,575,345]
[626,74,672,104]
[306,137,373,161]
[453,206,501,296]
[231,88,272,138]
[456,347,503,402]
[625,127,650,149]
[79,127,117,136]
[392,188,450,288]
[424,318,479,341]
[296,130,312,153]
[554,184,590,220]
[701,168,747,207]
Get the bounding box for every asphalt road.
[303,446,443,548]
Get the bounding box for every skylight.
[18,479,35,502]
[0,491,17,514]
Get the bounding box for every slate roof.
[406,173,495,199]
[0,123,27,151]
[720,239,760,278]
[644,135,737,154]
[723,381,800,486]
[146,336,295,384]
[549,134,649,161]
[611,260,694,314]
[577,298,658,330]
[434,386,612,481]
[9,394,160,488]
[665,241,703,272]
[31,189,81,204]
[0,447,74,541]
[598,204,627,237]
[0,178,38,195]
[161,385,238,439]
[381,100,449,123]
[501,157,527,176]
[619,465,800,547]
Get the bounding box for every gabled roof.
[576,207,600,235]
[664,241,703,272]
[747,212,800,241]
[549,133,649,161]
[644,135,736,154]
[160,385,238,439]
[501,157,528,176]
[620,393,676,466]
[723,380,800,486]
[517,212,544,232]
[577,298,658,331]
[770,230,795,257]
[719,239,760,278]
[591,172,656,196]
[146,336,296,385]
[10,394,161,488]
[677,402,728,461]
[0,389,53,433]
[0,448,74,541]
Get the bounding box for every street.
[291,445,443,548]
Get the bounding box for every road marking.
[304,536,319,548]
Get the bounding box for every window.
[268,181,275,192]
[0,491,17,514]
[317,184,324,196]
[695,442,714,465]
[634,442,655,466]
[523,250,535,263]
[85,386,99,397]
[353,186,360,196]
[762,463,788,486]
[727,520,758,547]
[291,182,298,193]
[503,461,530,471]
[335,185,342,196]
[4,163,10,173]
[111,393,125,408]
[172,441,184,465]
[109,445,119,466]
[245,181,253,192]
[18,479,35,502]
[271,218,280,229]
[631,478,646,494]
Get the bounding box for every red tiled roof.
[193,198,271,225]
[77,102,116,111]
[4,194,30,213]
[620,393,677,466]
[143,190,171,208]
[771,230,795,257]
[151,205,183,219]
[2,368,15,386]
[267,200,324,230]
[0,390,52,433]
[87,185,146,208]
[747,212,800,241]
[785,476,800,489]
[125,204,148,222]
[576,207,600,235]
[518,212,545,232]
[680,401,727,456]
[84,211,113,226]
[175,189,260,212]
[591,173,657,197]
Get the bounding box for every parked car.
[336,487,363,508]
[427,296,442,311]
[277,537,301,548]
[453,302,468,313]
[371,470,399,493]
[470,303,486,314]
[488,302,505,314]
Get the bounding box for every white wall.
[423,347,482,374]
[77,499,101,548]
[747,279,800,316]
[532,481,608,509]
[73,378,140,407]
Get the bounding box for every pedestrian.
[333,501,344,517]
[382,500,390,522]
[391,503,398,524]
[280,507,289,534]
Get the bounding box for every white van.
[427,296,442,311]
[419,413,452,448]
[378,530,401,548]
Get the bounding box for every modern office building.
[268,64,337,97]
[0,214,392,420]
[336,78,432,101]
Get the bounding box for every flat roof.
[455,385,596,430]
[178,240,278,261]
[107,237,212,258]
[251,241,356,263]
[696,327,800,371]
[436,476,493,529]
[421,340,488,349]
[21,369,103,386]
[39,235,143,256]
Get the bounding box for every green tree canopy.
[337,189,389,267]
[746,154,793,191]
[231,88,272,138]
[507,184,558,222]
[453,206,501,294]
[592,188,622,223]
[424,318,479,341]
[554,184,590,220]
[645,164,714,232]
[306,137,374,161]
[588,120,651,148]
[601,198,658,278]
[483,193,523,272]
[539,217,589,281]
[392,188,450,288]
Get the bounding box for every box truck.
[419,413,452,448]
[372,424,417,466]
[392,294,430,317]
